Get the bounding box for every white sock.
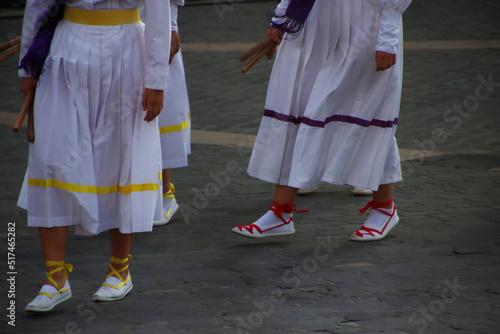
[362,204,394,231]
[253,210,293,230]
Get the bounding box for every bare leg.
[373,183,394,208]
[162,169,172,193]
[39,226,68,288]
[109,229,134,280]
[273,185,299,207]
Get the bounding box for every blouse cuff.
[18,68,29,78]
[375,8,402,55]
[146,66,168,91]
[271,0,290,26]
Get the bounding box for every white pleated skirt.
[18,19,162,235]
[247,0,403,191]
[158,50,191,169]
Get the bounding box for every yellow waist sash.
[63,6,140,26]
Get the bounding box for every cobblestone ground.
[1,1,499,333]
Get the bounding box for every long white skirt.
[247,0,403,191]
[18,19,162,235]
[158,50,191,169]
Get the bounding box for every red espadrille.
[232,202,308,238]
[350,197,399,241]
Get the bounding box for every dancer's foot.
[25,261,73,312]
[232,202,307,238]
[93,255,133,301]
[351,198,399,241]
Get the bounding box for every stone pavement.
[1,1,500,333]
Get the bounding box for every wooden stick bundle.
[0,45,20,63]
[239,36,273,62]
[13,90,34,132]
[27,101,35,143]
[239,36,277,73]
[3,36,36,142]
[13,92,36,143]
[0,36,21,53]
[0,36,21,63]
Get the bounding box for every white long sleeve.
[376,0,412,54]
[170,0,184,31]
[18,0,63,77]
[170,1,179,32]
[143,0,171,90]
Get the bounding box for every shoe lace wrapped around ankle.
[102,255,132,289]
[358,196,393,215]
[42,261,73,296]
[163,183,176,199]
[270,201,308,223]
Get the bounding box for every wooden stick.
[13,90,34,132]
[27,102,35,143]
[0,36,21,53]
[0,45,20,64]
[241,42,276,74]
[238,36,274,63]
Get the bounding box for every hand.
[169,31,181,64]
[265,27,284,46]
[142,88,164,122]
[21,78,37,98]
[375,51,396,71]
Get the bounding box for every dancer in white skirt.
[18,0,170,312]
[153,0,191,227]
[233,0,412,241]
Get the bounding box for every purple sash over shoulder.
[271,0,316,35]
[19,3,65,78]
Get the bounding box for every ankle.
[44,270,66,288]
[107,255,131,281]
[360,197,393,215]
[164,183,175,195]
[108,263,128,280]
[271,201,308,215]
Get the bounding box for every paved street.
[1,1,499,333]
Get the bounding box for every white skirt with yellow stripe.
[18,18,162,236]
[158,49,190,169]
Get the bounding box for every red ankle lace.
[270,201,308,223]
[358,196,393,215]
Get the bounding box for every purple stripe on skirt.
[263,109,398,128]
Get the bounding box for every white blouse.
[20,0,171,90]
[272,0,412,55]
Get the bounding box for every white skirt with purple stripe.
[247,0,403,191]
